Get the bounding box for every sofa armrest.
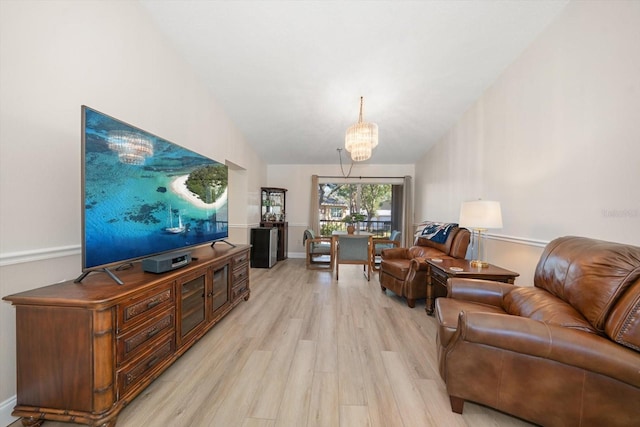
[447,278,515,307]
[455,311,640,388]
[403,257,428,282]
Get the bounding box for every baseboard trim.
[1,395,17,427]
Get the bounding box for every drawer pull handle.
[147,300,161,309]
[147,327,159,338]
[147,356,160,368]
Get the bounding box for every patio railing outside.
[320,219,392,238]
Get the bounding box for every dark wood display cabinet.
[3,244,250,427]
[260,187,288,260]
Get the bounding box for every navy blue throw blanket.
[420,222,458,244]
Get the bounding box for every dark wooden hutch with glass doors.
[260,187,288,260]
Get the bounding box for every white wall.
[0,1,265,421]
[414,1,640,285]
[266,163,414,257]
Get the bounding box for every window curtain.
[391,184,403,233]
[402,175,413,247]
[310,174,320,235]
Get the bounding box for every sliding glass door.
[317,182,400,237]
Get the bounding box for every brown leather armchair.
[379,225,470,307]
[435,236,640,427]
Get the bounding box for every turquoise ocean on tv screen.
[83,108,228,269]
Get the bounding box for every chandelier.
[107,130,153,165]
[345,96,378,161]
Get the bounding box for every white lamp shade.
[459,200,503,229]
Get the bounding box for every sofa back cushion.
[534,236,640,333]
[412,226,470,259]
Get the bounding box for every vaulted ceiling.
[140,0,568,165]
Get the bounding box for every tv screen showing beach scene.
[82,106,228,270]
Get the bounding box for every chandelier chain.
[337,148,354,178]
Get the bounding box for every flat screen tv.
[77,106,229,284]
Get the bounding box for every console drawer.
[232,280,248,301]
[232,251,249,268]
[116,308,174,365]
[117,282,174,331]
[117,335,174,397]
[232,264,249,283]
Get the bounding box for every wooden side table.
[424,258,519,315]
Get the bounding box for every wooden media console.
[3,244,250,427]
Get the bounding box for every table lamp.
[459,200,503,268]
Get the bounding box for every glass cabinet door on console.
[210,262,230,321]
[177,267,208,346]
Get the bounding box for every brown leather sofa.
[435,236,640,427]
[379,225,470,307]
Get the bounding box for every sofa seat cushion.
[435,298,506,348]
[503,287,598,334]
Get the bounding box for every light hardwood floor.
[13,259,534,427]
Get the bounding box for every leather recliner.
[435,236,640,427]
[379,226,470,307]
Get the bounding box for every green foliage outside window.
[321,222,342,236]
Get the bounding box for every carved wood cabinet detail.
[3,244,251,427]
